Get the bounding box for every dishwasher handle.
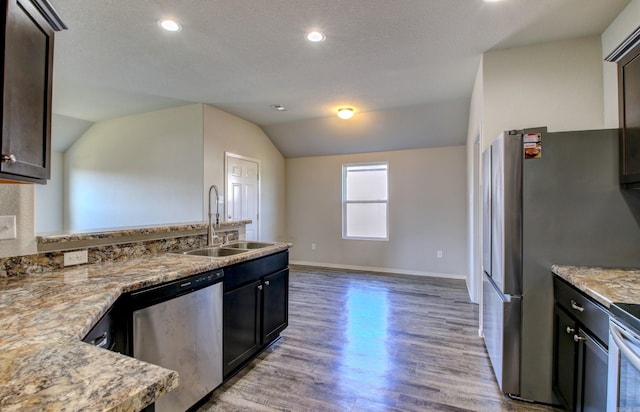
[610,321,640,371]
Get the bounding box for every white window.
[342,162,389,240]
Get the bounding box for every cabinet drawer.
[553,276,609,346]
[224,251,288,291]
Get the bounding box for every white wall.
[602,0,640,128]
[286,146,467,278]
[483,36,605,148]
[64,104,204,232]
[35,151,64,233]
[0,185,36,258]
[203,105,286,242]
[465,61,484,304]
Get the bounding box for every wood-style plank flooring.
[197,266,558,411]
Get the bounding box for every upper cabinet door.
[607,28,640,189]
[1,0,65,184]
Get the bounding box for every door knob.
[566,326,575,334]
[264,280,270,286]
[574,335,586,343]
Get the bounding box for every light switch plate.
[0,215,17,240]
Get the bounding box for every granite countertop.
[551,265,640,308]
[0,243,289,411]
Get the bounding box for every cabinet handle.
[90,332,109,348]
[265,280,270,286]
[257,285,263,290]
[1,154,16,164]
[570,300,584,312]
[566,326,575,334]
[574,335,586,343]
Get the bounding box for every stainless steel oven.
[607,312,640,411]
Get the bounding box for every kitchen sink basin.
[223,241,276,249]
[182,247,248,258]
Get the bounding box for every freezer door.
[482,272,521,396]
[482,147,492,277]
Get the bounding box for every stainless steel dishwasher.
[130,269,224,412]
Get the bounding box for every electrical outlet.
[0,215,17,240]
[437,250,443,258]
[64,250,88,266]
[311,243,317,250]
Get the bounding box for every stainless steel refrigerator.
[482,128,640,404]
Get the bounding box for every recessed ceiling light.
[158,19,182,32]
[337,108,354,120]
[271,104,287,111]
[483,0,503,2]
[306,31,326,42]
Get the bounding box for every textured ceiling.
[50,0,631,157]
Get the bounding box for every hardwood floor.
[197,266,558,412]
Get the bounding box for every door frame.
[224,152,261,240]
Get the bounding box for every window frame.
[341,161,389,241]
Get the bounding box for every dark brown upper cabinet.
[1,0,66,184]
[607,27,640,189]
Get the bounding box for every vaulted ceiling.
[51,0,630,157]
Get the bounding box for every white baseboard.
[290,260,465,280]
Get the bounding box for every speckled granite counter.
[0,243,289,411]
[551,265,640,308]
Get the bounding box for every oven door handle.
[610,322,640,371]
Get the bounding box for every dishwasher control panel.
[130,268,224,308]
[179,270,224,290]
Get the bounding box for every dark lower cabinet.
[553,305,577,408]
[575,329,608,412]
[553,276,609,411]
[262,269,288,344]
[223,251,289,379]
[223,279,262,376]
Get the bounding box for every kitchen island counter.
[0,244,289,411]
[551,265,640,308]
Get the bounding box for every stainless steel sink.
[182,247,248,257]
[223,241,276,250]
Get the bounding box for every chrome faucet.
[208,185,221,246]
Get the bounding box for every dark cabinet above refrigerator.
[607,27,640,189]
[1,0,66,184]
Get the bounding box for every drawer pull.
[570,300,584,312]
[574,334,586,343]
[1,154,16,164]
[90,332,109,348]
[566,326,575,334]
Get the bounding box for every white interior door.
[225,154,259,241]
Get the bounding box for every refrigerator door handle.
[485,271,513,302]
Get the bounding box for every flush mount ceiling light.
[337,108,354,120]
[271,104,287,111]
[158,18,182,32]
[306,31,326,42]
